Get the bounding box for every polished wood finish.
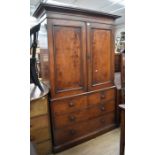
[87,23,114,90]
[51,88,116,152]
[53,95,87,115]
[30,84,52,155]
[53,100,115,129]
[119,104,125,155]
[52,88,114,116]
[48,19,87,98]
[87,88,115,107]
[51,86,116,102]
[54,112,115,146]
[34,3,119,153]
[33,3,120,19]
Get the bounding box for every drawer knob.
[69,129,76,135]
[69,102,75,107]
[100,94,105,99]
[69,115,76,122]
[100,106,105,111]
[100,119,105,124]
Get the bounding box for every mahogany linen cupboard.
[33,3,120,153]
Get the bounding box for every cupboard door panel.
[92,29,111,84]
[54,26,82,91]
[48,20,87,97]
[87,23,114,90]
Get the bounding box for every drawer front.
[87,100,115,120]
[88,88,115,107]
[52,96,87,115]
[30,115,49,131]
[30,127,51,143]
[54,109,89,129]
[54,112,115,145]
[36,140,52,155]
[30,96,48,118]
[54,100,115,129]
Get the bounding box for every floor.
[51,128,120,155]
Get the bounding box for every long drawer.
[54,112,115,145]
[54,100,115,129]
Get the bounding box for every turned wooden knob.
[69,129,76,135]
[68,101,75,107]
[100,94,105,99]
[100,106,105,111]
[69,115,76,122]
[100,119,105,124]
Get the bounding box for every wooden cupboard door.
[48,19,87,97]
[87,23,114,90]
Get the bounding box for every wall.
[115,24,125,39]
[115,24,125,52]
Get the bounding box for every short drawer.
[30,127,51,143]
[54,109,89,129]
[36,140,52,155]
[54,112,115,145]
[52,96,87,115]
[30,96,48,118]
[30,115,49,131]
[88,88,115,107]
[86,100,115,121]
[54,100,115,129]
